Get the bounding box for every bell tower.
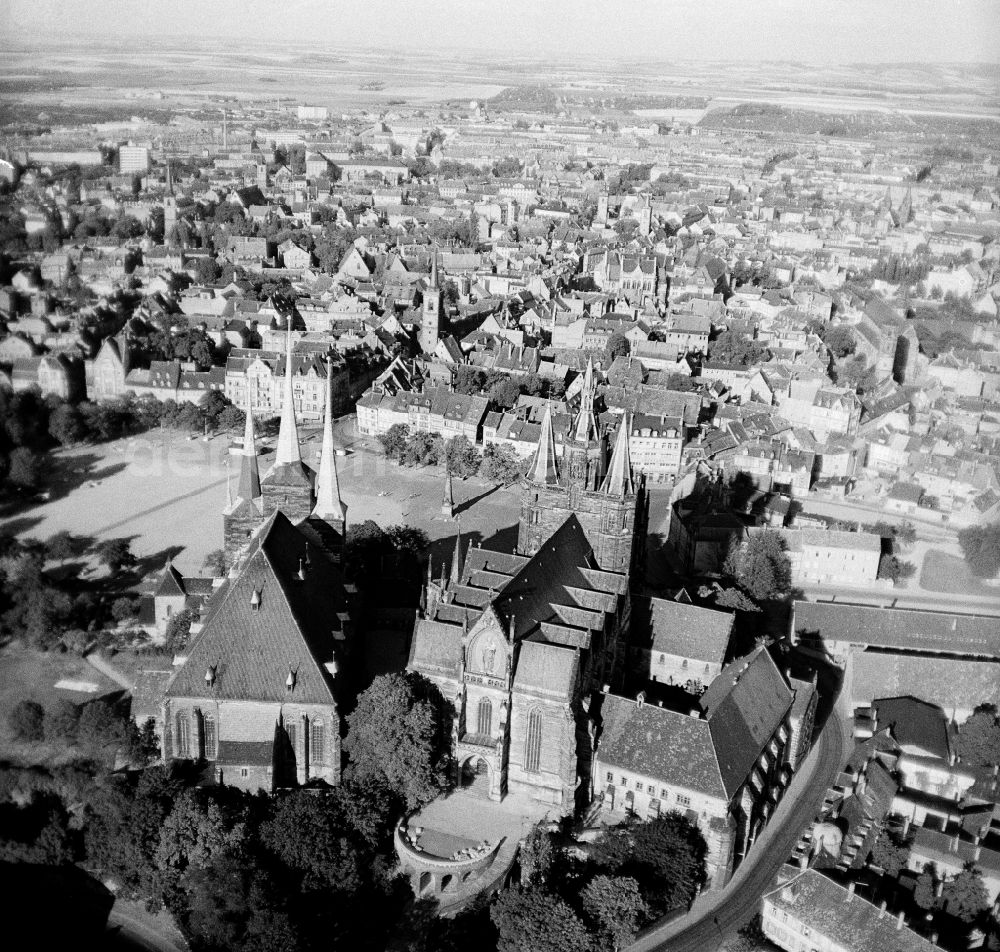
[420,253,443,354]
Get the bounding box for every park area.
[919,547,1000,599]
[0,427,522,578]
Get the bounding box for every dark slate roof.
[131,669,173,721]
[872,696,950,760]
[165,512,347,704]
[216,739,274,767]
[155,563,186,598]
[408,619,463,679]
[513,640,578,700]
[598,694,727,801]
[793,601,1000,659]
[701,648,793,798]
[631,596,734,663]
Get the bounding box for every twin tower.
[223,323,348,565]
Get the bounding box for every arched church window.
[477,698,493,737]
[203,714,217,760]
[525,709,542,773]
[287,721,298,763]
[310,721,325,762]
[175,712,191,758]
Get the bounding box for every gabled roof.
[631,596,734,664]
[166,512,348,704]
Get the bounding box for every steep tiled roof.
[513,641,578,700]
[166,512,347,704]
[598,695,727,801]
[630,596,734,664]
[850,650,1000,711]
[702,648,793,797]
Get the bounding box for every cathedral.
[408,363,645,813]
[161,325,352,792]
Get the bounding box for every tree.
[7,446,43,491]
[402,432,443,467]
[44,530,87,565]
[156,790,246,875]
[344,672,451,811]
[823,325,856,358]
[194,255,221,285]
[44,698,80,742]
[581,875,646,950]
[202,549,228,578]
[591,813,707,916]
[715,587,761,612]
[606,332,631,362]
[9,699,45,742]
[869,828,910,877]
[941,864,989,923]
[185,850,301,952]
[488,377,522,410]
[48,403,84,445]
[379,423,410,460]
[957,706,1000,770]
[445,436,480,479]
[877,554,916,584]
[77,699,128,751]
[490,888,591,952]
[519,826,556,887]
[94,538,136,574]
[723,530,792,601]
[957,523,1000,578]
[914,863,939,911]
[708,330,770,367]
[480,443,522,485]
[164,608,195,654]
[111,596,138,623]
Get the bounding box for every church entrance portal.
[460,757,491,797]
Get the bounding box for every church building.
[408,366,644,814]
[161,323,352,792]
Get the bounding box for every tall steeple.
[312,358,347,526]
[601,414,634,497]
[430,250,439,289]
[529,403,560,485]
[274,316,301,467]
[572,358,598,444]
[420,252,443,354]
[236,391,261,503]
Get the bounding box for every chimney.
[879,900,887,914]
[895,911,905,930]
[846,882,855,902]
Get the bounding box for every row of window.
[174,711,326,763]
[605,773,690,806]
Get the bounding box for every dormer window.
[205,665,216,688]
[286,668,296,691]
[250,588,261,611]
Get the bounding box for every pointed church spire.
[602,413,635,497]
[450,518,463,585]
[312,358,348,524]
[165,158,173,195]
[572,358,598,444]
[529,403,560,485]
[274,316,302,466]
[430,250,439,289]
[237,390,262,502]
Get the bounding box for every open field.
[919,547,1000,598]
[1,428,522,578]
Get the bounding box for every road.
[630,708,847,952]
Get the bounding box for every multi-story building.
[762,869,939,952]
[118,145,150,174]
[594,646,794,888]
[778,527,882,587]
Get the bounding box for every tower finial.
[274,315,302,466]
[236,387,261,502]
[528,403,559,485]
[312,356,348,526]
[450,517,463,585]
[572,358,598,444]
[601,412,635,497]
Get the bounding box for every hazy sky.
[3,0,999,63]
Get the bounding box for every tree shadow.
[132,543,186,583]
[426,529,485,577]
[0,514,43,542]
[453,483,502,517]
[42,453,131,503]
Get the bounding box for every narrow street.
[630,707,848,951]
